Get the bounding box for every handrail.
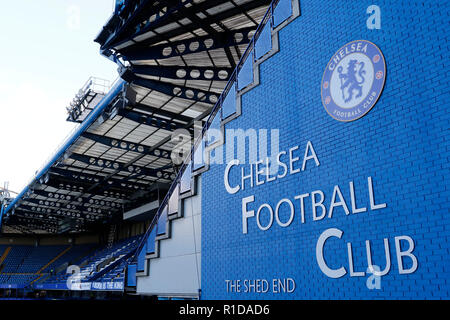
[88,249,135,282]
[130,0,282,264]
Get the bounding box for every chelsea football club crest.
[321,40,386,122]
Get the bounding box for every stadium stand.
[42,236,139,288]
[0,236,139,291]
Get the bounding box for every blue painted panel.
[255,22,272,59]
[193,139,206,171]
[222,84,237,119]
[157,207,168,236]
[180,163,193,194]
[238,50,254,90]
[127,264,137,287]
[206,111,222,146]
[273,0,292,27]
[137,243,147,272]
[168,185,180,215]
[146,227,157,254]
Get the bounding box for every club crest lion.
[338,59,366,103]
[321,40,386,122]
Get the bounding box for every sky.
[0,0,118,194]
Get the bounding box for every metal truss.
[30,189,123,209]
[68,153,175,180]
[130,65,236,82]
[117,105,196,132]
[107,0,267,50]
[120,27,255,61]
[49,168,150,192]
[81,132,172,160]
[124,76,218,105]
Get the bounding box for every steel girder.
[68,153,174,180]
[117,106,196,132]
[130,65,236,83]
[35,183,127,202]
[30,189,123,208]
[120,27,255,61]
[5,220,41,234]
[49,167,150,192]
[110,0,270,51]
[42,175,130,200]
[102,0,187,49]
[15,205,80,221]
[125,76,218,105]
[131,103,194,123]
[14,212,63,225]
[81,131,172,159]
[17,203,106,219]
[22,198,107,218]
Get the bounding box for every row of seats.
[0,245,34,273]
[0,236,140,288]
[41,236,140,287]
[0,274,38,285]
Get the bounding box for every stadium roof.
[1,0,272,234]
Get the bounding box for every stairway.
[125,0,300,294]
[133,184,183,278]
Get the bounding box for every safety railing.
[66,77,111,120]
[129,0,290,267]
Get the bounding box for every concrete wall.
[137,177,202,298]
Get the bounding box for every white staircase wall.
[136,177,202,298]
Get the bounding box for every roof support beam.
[102,0,187,49]
[30,189,123,208]
[49,168,150,193]
[132,103,194,123]
[81,132,171,159]
[68,153,175,180]
[125,76,217,105]
[43,175,131,200]
[16,205,106,223]
[22,198,108,219]
[117,106,196,132]
[130,65,235,82]
[121,27,253,61]
[15,205,78,220]
[14,213,61,225]
[113,0,269,51]
[24,198,82,212]
[80,103,212,205]
[5,221,39,234]
[34,181,129,202]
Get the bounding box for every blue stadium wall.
[200,0,449,299]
